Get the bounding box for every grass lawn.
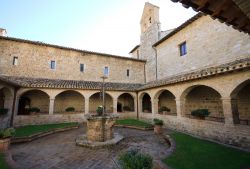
[0,153,10,169]
[163,132,250,169]
[116,119,153,128]
[14,122,79,138]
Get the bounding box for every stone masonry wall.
[54,91,85,113]
[22,90,50,113]
[156,15,250,79]
[0,39,145,83]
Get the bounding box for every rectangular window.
[179,41,187,56]
[127,69,130,77]
[80,64,85,72]
[13,57,18,65]
[50,60,56,69]
[104,66,109,76]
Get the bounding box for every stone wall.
[0,39,145,83]
[237,84,250,119]
[138,70,250,149]
[158,92,176,114]
[54,91,85,113]
[14,114,85,126]
[89,93,113,113]
[156,15,250,79]
[21,90,49,113]
[139,3,160,82]
[185,86,223,117]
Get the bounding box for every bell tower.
[139,2,161,82]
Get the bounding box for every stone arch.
[154,89,176,115]
[54,90,85,114]
[18,89,50,115]
[117,93,135,112]
[139,92,152,113]
[230,79,250,125]
[89,92,113,113]
[182,85,224,122]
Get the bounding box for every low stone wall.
[13,114,86,126]
[117,112,137,119]
[140,113,250,149]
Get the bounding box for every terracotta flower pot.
[0,138,11,152]
[154,125,162,134]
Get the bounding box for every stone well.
[86,114,118,142]
[76,114,123,148]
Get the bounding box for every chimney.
[0,28,7,37]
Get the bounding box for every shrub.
[191,109,210,118]
[118,149,153,169]
[0,108,8,115]
[0,128,15,139]
[159,106,170,112]
[123,106,131,111]
[153,118,164,126]
[96,106,103,116]
[65,107,75,112]
[28,107,40,113]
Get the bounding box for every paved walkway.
[11,126,170,169]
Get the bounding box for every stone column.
[133,97,137,114]
[221,97,238,125]
[85,97,89,114]
[14,97,20,116]
[152,98,158,117]
[113,98,118,114]
[175,98,185,118]
[49,97,55,115]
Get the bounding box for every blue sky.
[1,0,196,56]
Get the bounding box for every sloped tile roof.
[0,76,142,91]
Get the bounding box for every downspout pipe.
[136,91,139,120]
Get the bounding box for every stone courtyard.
[10,126,170,169]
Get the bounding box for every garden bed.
[115,119,153,130]
[12,122,79,143]
[163,132,250,169]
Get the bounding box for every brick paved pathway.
[11,126,170,169]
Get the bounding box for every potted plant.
[65,107,75,112]
[159,106,170,114]
[191,109,210,119]
[96,106,103,116]
[0,108,8,116]
[0,128,15,152]
[153,118,164,134]
[28,107,40,115]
